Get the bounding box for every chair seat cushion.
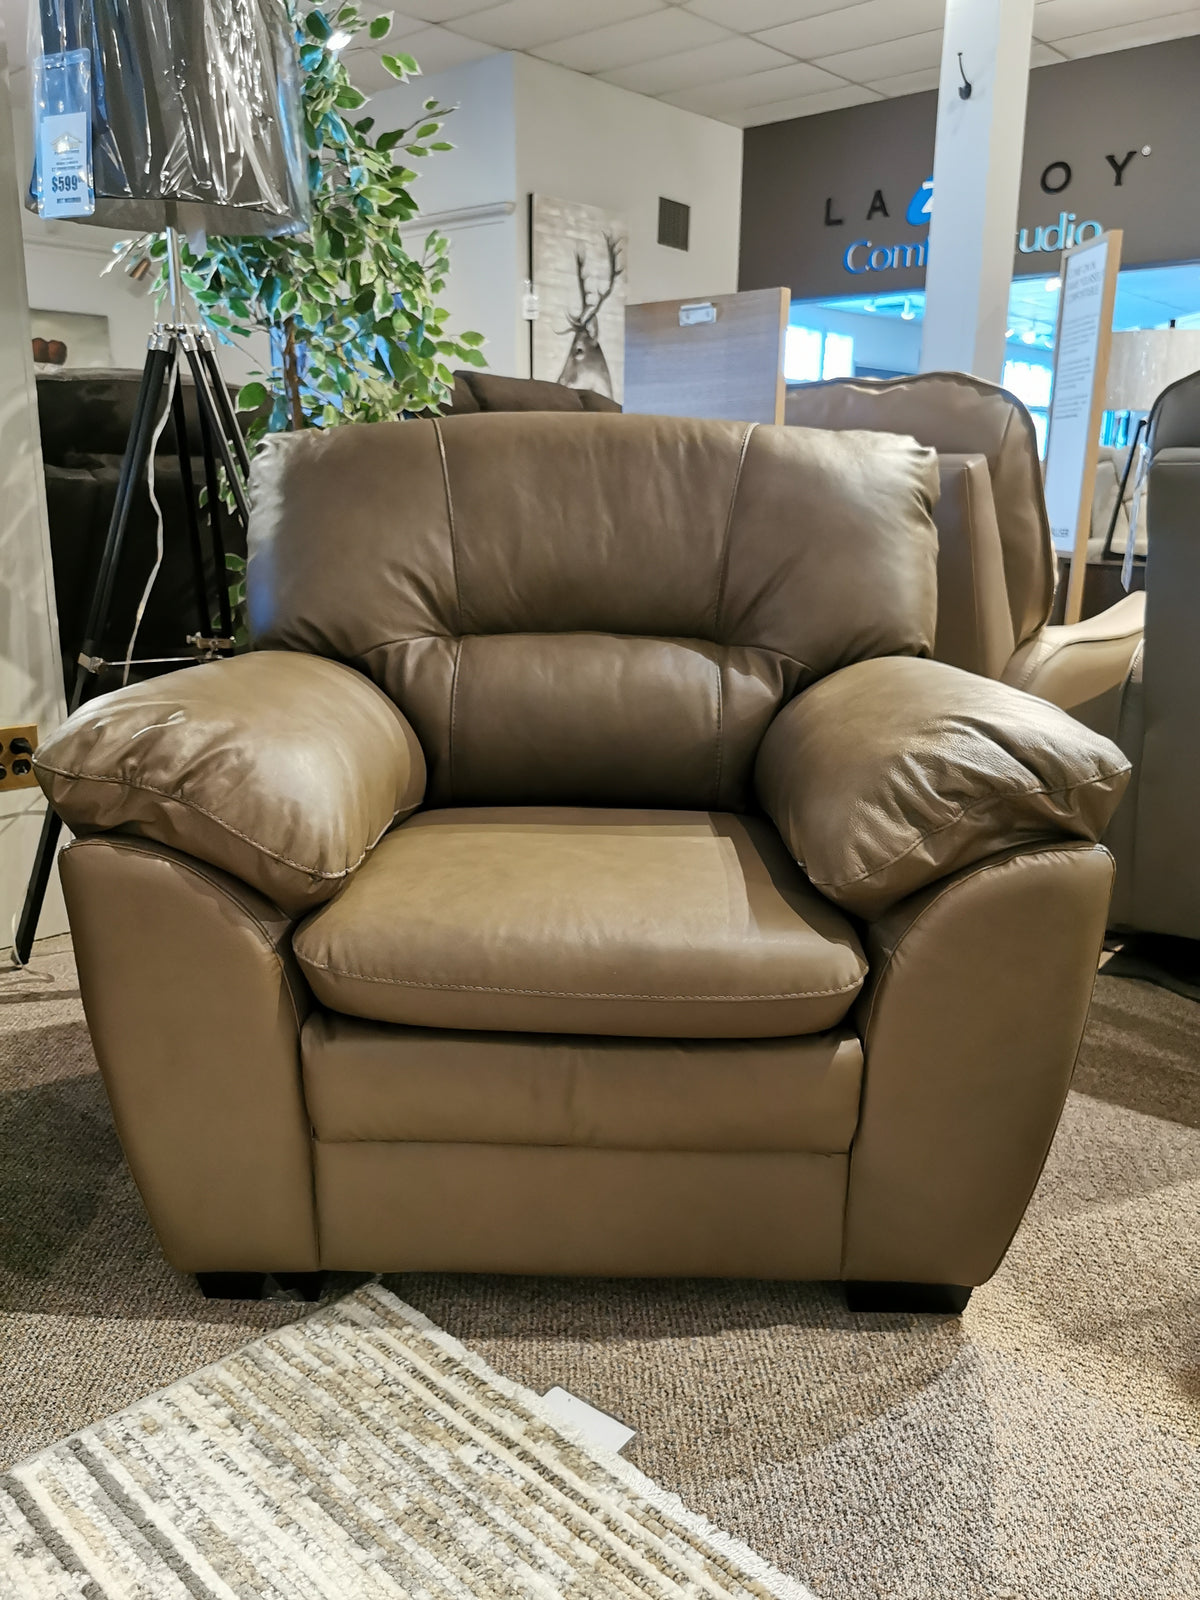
[292,807,867,1038]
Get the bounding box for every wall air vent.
[657,197,690,251]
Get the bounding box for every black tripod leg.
[12,343,172,966]
[184,343,249,528]
[199,339,252,479]
[190,376,236,642]
[171,382,213,637]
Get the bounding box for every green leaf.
[458,348,487,368]
[237,381,269,412]
[368,11,393,38]
[429,141,453,152]
[305,9,332,39]
[336,86,366,109]
[457,330,485,347]
[415,122,439,139]
[278,288,301,316]
[380,54,410,79]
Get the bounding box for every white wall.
[372,53,522,377]
[373,52,744,379]
[514,54,743,313]
[0,42,68,950]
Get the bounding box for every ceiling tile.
[866,65,941,97]
[461,0,662,51]
[662,59,846,115]
[735,83,882,127]
[815,29,943,83]
[1033,0,1189,43]
[530,8,730,73]
[398,0,507,20]
[601,36,794,94]
[755,0,946,60]
[1052,11,1200,56]
[683,0,860,28]
[383,23,500,73]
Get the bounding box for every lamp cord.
[121,345,181,686]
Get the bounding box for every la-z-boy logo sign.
[827,150,1145,274]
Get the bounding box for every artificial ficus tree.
[144,2,485,444]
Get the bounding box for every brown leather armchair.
[35,414,1130,1310]
[1105,369,1200,940]
[785,373,1146,737]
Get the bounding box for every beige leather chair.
[1105,370,1200,940]
[34,414,1130,1312]
[785,373,1145,736]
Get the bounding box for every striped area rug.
[0,1284,817,1599]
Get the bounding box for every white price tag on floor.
[541,1386,636,1454]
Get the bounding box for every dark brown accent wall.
[740,36,1200,300]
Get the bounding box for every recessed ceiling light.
[1021,329,1037,344]
[328,28,353,50]
[1044,277,1061,292]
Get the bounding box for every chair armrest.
[1002,591,1145,726]
[755,655,1130,919]
[34,651,425,914]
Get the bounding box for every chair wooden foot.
[195,1271,268,1300]
[844,1281,972,1314]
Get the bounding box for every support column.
[0,31,69,950]
[920,0,1035,380]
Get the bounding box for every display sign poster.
[1042,228,1122,622]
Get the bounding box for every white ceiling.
[342,0,1200,123]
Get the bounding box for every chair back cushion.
[785,372,1054,651]
[248,413,938,809]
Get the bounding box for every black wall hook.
[957,52,973,99]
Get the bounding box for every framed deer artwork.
[530,194,628,403]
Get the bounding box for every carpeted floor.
[2,936,1197,1600]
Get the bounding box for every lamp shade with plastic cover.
[28,0,308,236]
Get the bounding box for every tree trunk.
[281,318,305,431]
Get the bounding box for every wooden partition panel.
[624,287,788,424]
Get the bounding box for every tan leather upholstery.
[785,374,1143,721]
[294,808,867,1037]
[249,415,939,809]
[756,656,1130,918]
[932,454,1015,678]
[1002,590,1146,721]
[785,372,1054,648]
[42,411,1127,1288]
[303,1014,862,1151]
[846,842,1112,1284]
[313,1145,847,1277]
[58,835,318,1273]
[35,652,424,915]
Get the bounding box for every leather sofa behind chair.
[785,373,1145,737]
[35,413,1129,1305]
[1105,369,1200,939]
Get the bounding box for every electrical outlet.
[0,725,39,792]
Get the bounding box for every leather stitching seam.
[711,422,756,640]
[34,760,402,881]
[808,770,1130,893]
[297,960,870,998]
[712,655,724,809]
[293,961,864,1003]
[447,635,465,796]
[432,419,465,635]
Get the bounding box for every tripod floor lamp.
[14,0,309,964]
